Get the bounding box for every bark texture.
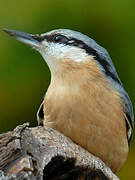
[0,123,119,180]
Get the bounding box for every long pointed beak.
[3,28,40,48]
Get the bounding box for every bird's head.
[3,28,121,85]
[3,28,103,74]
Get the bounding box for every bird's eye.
[54,35,69,43]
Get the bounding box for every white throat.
[38,41,89,74]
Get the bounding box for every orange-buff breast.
[43,58,128,173]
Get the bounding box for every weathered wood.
[0,123,119,180]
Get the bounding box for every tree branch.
[0,123,119,180]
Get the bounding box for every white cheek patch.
[47,43,89,62]
[62,47,88,62]
[38,41,89,72]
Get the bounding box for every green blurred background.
[0,0,135,179]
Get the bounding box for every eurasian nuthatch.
[4,28,134,173]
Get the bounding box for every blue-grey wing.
[120,91,134,145]
[96,47,134,145]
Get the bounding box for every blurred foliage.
[0,0,135,179]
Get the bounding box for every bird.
[3,28,134,173]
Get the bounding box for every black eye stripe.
[32,34,69,43]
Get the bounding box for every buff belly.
[43,58,129,173]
